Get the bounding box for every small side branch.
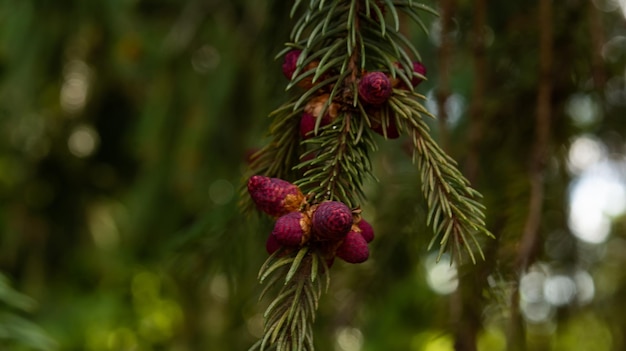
[251,248,329,351]
[392,92,493,263]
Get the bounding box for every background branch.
[465,0,487,184]
[588,1,606,90]
[436,0,456,151]
[452,1,488,349]
[508,0,553,349]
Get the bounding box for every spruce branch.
[248,100,304,179]
[391,91,494,263]
[246,1,492,350]
[250,247,329,351]
[294,113,376,208]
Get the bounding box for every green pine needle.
[252,250,327,351]
[390,94,494,263]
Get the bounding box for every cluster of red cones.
[248,175,374,264]
[282,49,426,140]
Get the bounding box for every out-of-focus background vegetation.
[0,0,625,350]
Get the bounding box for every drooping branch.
[391,91,493,263]
[247,2,491,349]
[250,247,329,351]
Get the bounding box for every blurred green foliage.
[0,0,625,350]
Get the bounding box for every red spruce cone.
[336,230,370,263]
[297,61,319,89]
[411,61,427,87]
[247,175,305,217]
[272,211,311,247]
[315,240,341,268]
[390,61,427,89]
[305,94,339,119]
[358,72,392,105]
[356,219,374,243]
[300,94,339,139]
[371,118,399,139]
[282,50,301,80]
[312,201,353,240]
[281,49,320,89]
[300,112,317,138]
[266,234,281,255]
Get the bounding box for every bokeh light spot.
[568,161,626,244]
[574,270,595,304]
[477,326,506,351]
[210,274,229,302]
[246,313,264,339]
[567,135,605,174]
[335,327,363,351]
[606,76,626,106]
[601,36,626,62]
[557,314,613,351]
[423,334,454,351]
[88,204,120,250]
[68,124,99,158]
[106,328,138,350]
[520,271,546,303]
[209,179,234,205]
[192,45,220,73]
[425,91,465,128]
[565,94,601,127]
[543,275,577,306]
[425,254,458,295]
[592,0,621,12]
[61,60,91,113]
[521,299,553,323]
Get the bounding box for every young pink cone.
[411,61,427,87]
[357,219,374,243]
[300,94,339,139]
[336,230,370,264]
[281,49,321,89]
[272,211,310,247]
[358,72,392,105]
[312,201,353,241]
[371,118,400,139]
[282,50,301,80]
[247,175,305,217]
[266,234,281,255]
[299,112,317,139]
[391,61,427,89]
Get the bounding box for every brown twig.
[508,1,553,350]
[588,2,606,90]
[465,0,487,184]
[436,0,456,151]
[452,1,488,350]
[516,0,553,273]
